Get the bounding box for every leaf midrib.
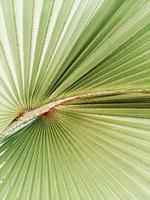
[1,87,150,137]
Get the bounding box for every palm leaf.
[0,0,150,199]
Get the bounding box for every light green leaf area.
[0,0,150,199]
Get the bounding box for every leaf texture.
[0,0,150,199]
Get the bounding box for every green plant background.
[0,0,150,199]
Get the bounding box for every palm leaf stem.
[2,87,150,137]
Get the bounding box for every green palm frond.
[0,0,150,199]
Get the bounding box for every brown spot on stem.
[17,109,31,117]
[42,108,56,119]
[12,109,30,122]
